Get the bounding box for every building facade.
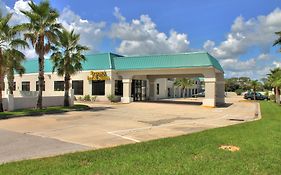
[1,52,224,107]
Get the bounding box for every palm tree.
[0,13,27,112]
[4,50,26,95]
[267,68,281,104]
[174,78,195,98]
[20,1,61,109]
[250,80,259,100]
[51,29,89,107]
[273,31,281,52]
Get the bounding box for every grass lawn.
[0,101,280,174]
[0,104,90,119]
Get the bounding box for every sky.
[1,0,281,79]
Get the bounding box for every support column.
[69,89,74,107]
[203,77,216,107]
[105,79,115,97]
[121,78,133,103]
[216,73,225,105]
[148,79,156,101]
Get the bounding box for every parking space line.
[107,132,140,143]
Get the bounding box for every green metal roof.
[113,52,223,72]
[22,52,223,74]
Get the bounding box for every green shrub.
[84,95,91,101]
[107,94,117,102]
[91,96,97,102]
[235,89,243,95]
[78,96,83,101]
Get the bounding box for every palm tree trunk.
[37,52,45,109]
[64,74,70,107]
[0,76,3,112]
[7,70,14,95]
[0,49,4,112]
[37,36,45,109]
[276,88,280,104]
[253,88,256,101]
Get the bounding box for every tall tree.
[4,50,26,95]
[0,13,27,112]
[174,78,194,98]
[51,29,88,106]
[21,0,61,109]
[267,68,281,104]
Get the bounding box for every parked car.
[244,92,269,100]
[192,92,205,98]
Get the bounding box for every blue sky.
[2,0,281,79]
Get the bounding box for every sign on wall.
[87,71,110,81]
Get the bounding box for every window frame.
[92,80,105,96]
[36,81,45,91]
[22,81,30,91]
[72,80,84,95]
[54,81,64,91]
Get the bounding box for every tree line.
[225,31,281,104]
[0,1,89,112]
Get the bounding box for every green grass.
[0,101,281,175]
[0,104,90,119]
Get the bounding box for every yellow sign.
[87,71,110,81]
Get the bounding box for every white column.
[216,73,225,105]
[121,78,133,103]
[203,77,216,107]
[105,79,115,97]
[69,89,74,106]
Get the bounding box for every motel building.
[2,52,225,108]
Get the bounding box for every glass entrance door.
[131,80,147,101]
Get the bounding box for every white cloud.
[58,8,106,52]
[204,8,281,78]
[273,61,281,68]
[110,7,190,55]
[1,1,106,57]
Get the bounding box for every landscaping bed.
[0,104,90,119]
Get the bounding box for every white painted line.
[107,132,140,143]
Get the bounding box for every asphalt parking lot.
[0,96,259,163]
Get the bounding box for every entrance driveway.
[0,96,259,163]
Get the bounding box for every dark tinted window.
[92,80,105,95]
[115,80,123,96]
[36,81,45,91]
[54,81,64,91]
[72,80,83,95]
[157,83,160,95]
[22,81,30,91]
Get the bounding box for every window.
[22,81,30,91]
[168,88,171,97]
[115,80,123,96]
[36,81,45,91]
[13,82,16,91]
[54,81,64,91]
[92,80,105,95]
[156,83,160,95]
[72,80,83,95]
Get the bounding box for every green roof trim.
[21,52,223,74]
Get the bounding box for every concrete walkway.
[0,129,89,164]
[0,96,259,163]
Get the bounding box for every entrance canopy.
[21,51,225,107]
